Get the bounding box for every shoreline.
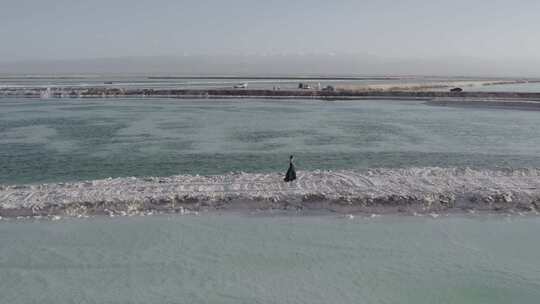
[3,87,540,99]
[2,168,540,218]
[3,87,540,111]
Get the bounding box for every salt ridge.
[1,167,540,217]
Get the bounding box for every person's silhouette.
[284,155,297,182]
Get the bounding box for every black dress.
[284,160,296,182]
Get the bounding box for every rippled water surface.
[2,98,540,184]
[3,98,540,304]
[1,215,539,304]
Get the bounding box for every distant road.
[147,76,403,80]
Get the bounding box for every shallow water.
[1,215,539,304]
[472,82,540,92]
[0,75,414,90]
[2,97,540,303]
[2,98,540,184]
[0,75,494,90]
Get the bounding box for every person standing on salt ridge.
[284,155,297,182]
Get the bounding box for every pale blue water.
[1,215,539,304]
[472,82,540,92]
[3,75,540,92]
[0,75,408,90]
[2,97,540,303]
[3,98,540,184]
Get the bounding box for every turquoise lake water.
[472,82,540,92]
[2,98,540,184]
[1,215,539,304]
[2,98,540,303]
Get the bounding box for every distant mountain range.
[1,53,538,78]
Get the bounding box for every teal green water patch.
[3,98,540,184]
[59,104,167,112]
[3,149,540,185]
[157,120,202,131]
[232,129,317,144]
[1,215,539,304]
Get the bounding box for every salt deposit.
[2,167,540,217]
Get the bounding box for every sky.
[1,0,540,75]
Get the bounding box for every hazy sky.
[1,0,540,76]
[1,0,539,61]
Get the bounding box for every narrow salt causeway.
[2,167,540,217]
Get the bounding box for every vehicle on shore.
[233,83,248,89]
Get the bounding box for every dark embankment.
[3,86,540,100]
